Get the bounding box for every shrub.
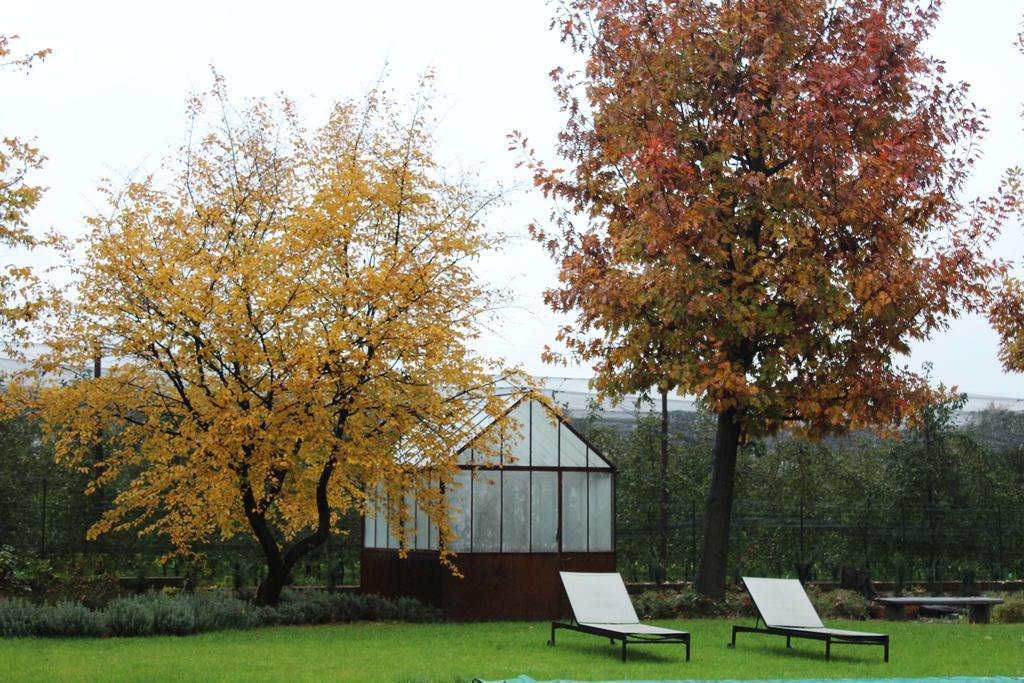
[36,600,105,637]
[631,587,748,619]
[392,596,442,623]
[633,590,692,619]
[105,595,155,637]
[331,592,366,622]
[993,592,1024,624]
[354,592,400,621]
[260,589,442,625]
[263,589,336,626]
[293,589,336,624]
[0,546,53,599]
[806,588,870,620]
[190,592,261,632]
[103,592,261,637]
[149,592,197,635]
[723,590,756,618]
[0,589,441,639]
[46,556,122,609]
[0,598,41,637]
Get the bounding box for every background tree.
[579,345,677,582]
[15,76,519,605]
[0,34,49,353]
[521,0,1006,597]
[883,385,971,589]
[579,407,712,583]
[960,407,1024,581]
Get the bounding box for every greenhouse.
[361,396,615,619]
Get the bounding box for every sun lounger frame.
[548,571,690,662]
[730,618,889,661]
[549,620,691,661]
[730,577,889,662]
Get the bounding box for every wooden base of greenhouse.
[360,549,615,620]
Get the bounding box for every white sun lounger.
[549,571,690,661]
[731,577,889,662]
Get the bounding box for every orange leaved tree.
[522,0,1007,597]
[989,24,1024,373]
[18,77,518,605]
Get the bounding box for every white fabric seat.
[732,576,889,661]
[579,622,685,635]
[549,571,690,662]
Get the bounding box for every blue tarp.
[475,677,1024,683]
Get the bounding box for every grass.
[0,618,1022,682]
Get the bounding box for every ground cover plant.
[994,592,1024,624]
[0,590,441,638]
[0,618,1021,682]
[630,587,873,622]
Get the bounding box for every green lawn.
[1,619,1022,682]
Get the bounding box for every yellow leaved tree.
[0,34,50,352]
[16,75,521,605]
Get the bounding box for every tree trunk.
[657,387,669,584]
[243,482,286,606]
[249,457,337,606]
[88,354,105,554]
[695,408,741,599]
[256,556,288,607]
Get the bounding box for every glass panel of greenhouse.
[364,398,614,553]
[501,471,530,552]
[531,404,559,467]
[530,471,558,551]
[447,469,472,552]
[504,400,531,466]
[560,428,587,467]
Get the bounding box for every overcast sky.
[5,0,1024,400]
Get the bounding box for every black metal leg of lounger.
[621,639,627,661]
[731,624,760,649]
[786,635,791,648]
[825,637,831,661]
[548,622,557,646]
[686,638,691,662]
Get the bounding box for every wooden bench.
[876,596,1004,624]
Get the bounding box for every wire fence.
[3,477,1022,589]
[0,476,364,588]
[615,500,1024,587]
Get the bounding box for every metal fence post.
[690,501,697,582]
[39,479,48,557]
